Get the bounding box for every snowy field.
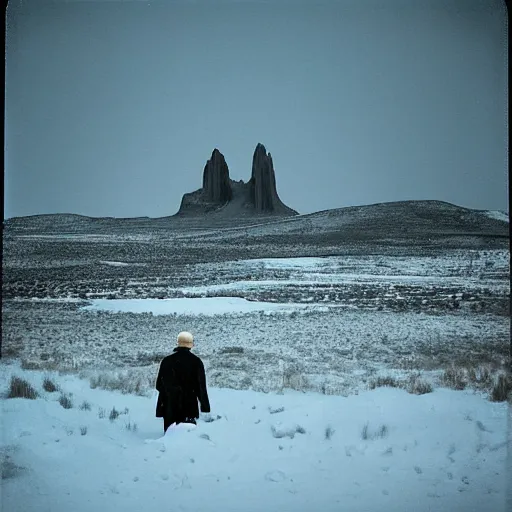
[1,362,510,512]
[82,297,314,316]
[2,250,509,396]
[1,217,511,511]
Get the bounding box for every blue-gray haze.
[4,0,508,219]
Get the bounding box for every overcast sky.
[4,0,508,219]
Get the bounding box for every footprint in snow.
[173,474,192,490]
[447,444,456,463]
[265,470,286,483]
[476,421,492,433]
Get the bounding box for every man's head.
[177,331,194,348]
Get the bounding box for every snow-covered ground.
[1,362,510,512]
[2,249,509,397]
[82,297,313,316]
[484,210,509,223]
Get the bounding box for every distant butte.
[176,144,298,217]
[202,149,232,204]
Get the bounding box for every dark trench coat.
[155,347,210,423]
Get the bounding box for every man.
[155,331,211,433]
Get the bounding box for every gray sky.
[5,0,508,219]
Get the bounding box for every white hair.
[177,331,194,346]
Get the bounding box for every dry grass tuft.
[369,376,401,390]
[42,376,58,393]
[58,393,73,409]
[89,370,152,396]
[442,366,467,390]
[79,400,92,411]
[406,373,433,395]
[7,376,38,400]
[361,423,388,440]
[490,373,512,402]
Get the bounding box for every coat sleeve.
[196,359,210,413]
[155,360,166,417]
[156,360,164,392]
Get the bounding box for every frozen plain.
[1,203,510,511]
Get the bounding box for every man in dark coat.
[155,331,211,433]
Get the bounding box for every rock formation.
[202,149,232,203]
[176,143,297,217]
[250,143,291,213]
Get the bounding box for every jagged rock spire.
[250,143,281,212]
[202,149,232,203]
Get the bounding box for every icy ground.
[1,362,510,512]
[82,297,313,316]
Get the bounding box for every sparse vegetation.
[125,422,138,432]
[98,407,106,419]
[368,373,432,395]
[89,371,151,396]
[135,351,167,366]
[369,376,401,390]
[269,406,285,414]
[80,426,88,436]
[79,400,92,411]
[406,374,433,395]
[1,240,508,400]
[442,366,467,390]
[490,373,512,402]
[59,393,73,409]
[2,337,24,359]
[361,423,388,441]
[42,376,58,393]
[441,364,503,398]
[109,407,120,421]
[325,426,335,440]
[282,363,309,391]
[7,376,38,400]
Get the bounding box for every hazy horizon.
[5,0,508,219]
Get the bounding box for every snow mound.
[484,210,509,222]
